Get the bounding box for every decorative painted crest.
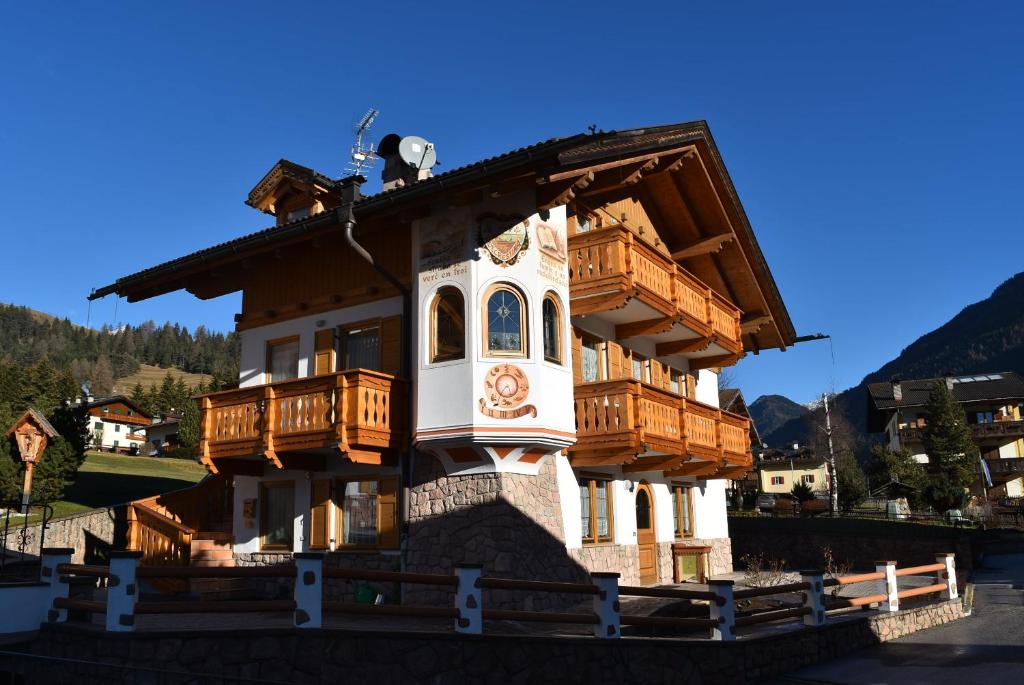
[478,214,530,267]
[479,363,537,419]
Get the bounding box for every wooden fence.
[35,549,959,640]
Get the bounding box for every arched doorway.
[635,482,657,584]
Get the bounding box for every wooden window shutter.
[314,329,334,376]
[606,341,624,379]
[571,327,583,384]
[309,479,331,550]
[378,476,400,549]
[380,316,403,376]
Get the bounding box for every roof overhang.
[90,121,796,349]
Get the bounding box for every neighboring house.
[91,120,797,589]
[81,396,151,454]
[756,447,830,495]
[143,416,181,455]
[719,388,762,499]
[867,372,1024,498]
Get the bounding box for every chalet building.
[92,121,796,596]
[143,415,181,455]
[867,372,1024,498]
[718,388,762,501]
[755,447,829,496]
[81,396,151,454]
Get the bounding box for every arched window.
[542,293,562,364]
[430,287,465,363]
[483,284,527,357]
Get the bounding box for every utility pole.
[823,393,839,515]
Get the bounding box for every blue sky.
[2,1,1022,404]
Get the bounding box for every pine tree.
[922,380,978,504]
[90,356,115,396]
[177,396,201,452]
[835,450,868,510]
[867,445,929,508]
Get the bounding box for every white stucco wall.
[0,584,50,636]
[237,297,403,388]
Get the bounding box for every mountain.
[749,394,810,442]
[770,271,1024,450]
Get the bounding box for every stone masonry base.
[13,598,967,684]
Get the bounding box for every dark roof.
[89,120,797,349]
[719,388,741,410]
[868,372,1024,410]
[84,395,152,418]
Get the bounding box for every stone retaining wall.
[5,507,127,564]
[12,598,966,684]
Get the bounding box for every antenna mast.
[347,108,380,176]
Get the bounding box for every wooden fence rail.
[37,549,959,641]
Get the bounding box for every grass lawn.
[112,363,211,395]
[45,451,207,520]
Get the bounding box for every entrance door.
[635,483,657,584]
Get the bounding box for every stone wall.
[730,516,975,573]
[569,543,640,585]
[13,598,967,684]
[7,507,127,564]
[236,551,402,603]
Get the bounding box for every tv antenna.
[347,108,380,176]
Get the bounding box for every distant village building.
[91,121,797,591]
[867,372,1024,498]
[755,446,830,495]
[142,416,181,455]
[80,396,151,454]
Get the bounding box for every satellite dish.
[398,136,437,170]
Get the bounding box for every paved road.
[773,552,1024,684]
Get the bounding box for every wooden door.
[635,483,657,584]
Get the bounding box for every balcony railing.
[570,379,752,475]
[986,457,1024,482]
[198,369,408,467]
[568,226,742,353]
[899,419,1024,444]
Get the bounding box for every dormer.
[246,160,340,226]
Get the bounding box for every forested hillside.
[766,271,1024,451]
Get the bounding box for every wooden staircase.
[128,474,248,596]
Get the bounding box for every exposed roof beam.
[671,233,734,260]
[689,353,743,371]
[541,145,696,184]
[616,317,676,340]
[740,314,773,334]
[656,336,717,357]
[538,171,594,210]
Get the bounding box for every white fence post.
[106,551,141,632]
[708,579,735,641]
[40,547,73,624]
[590,571,620,639]
[454,564,482,634]
[293,553,323,628]
[936,553,958,600]
[800,570,826,626]
[876,560,898,612]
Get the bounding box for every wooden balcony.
[899,419,1024,445]
[569,379,752,477]
[567,226,742,362]
[986,457,1024,483]
[198,369,408,471]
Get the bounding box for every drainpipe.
[337,177,415,592]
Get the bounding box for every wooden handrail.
[732,581,811,600]
[324,602,459,619]
[834,593,888,608]
[131,504,197,536]
[893,563,946,577]
[827,570,886,586]
[481,609,600,625]
[734,606,811,627]
[53,597,106,613]
[56,564,111,578]
[620,615,719,629]
[322,567,458,586]
[618,585,722,603]
[134,600,296,614]
[896,583,947,600]
[477,577,600,595]
[135,565,297,579]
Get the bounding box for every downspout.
[337,177,415,593]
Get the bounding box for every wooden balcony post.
[800,570,826,627]
[708,579,735,641]
[936,553,958,600]
[591,572,621,639]
[715,409,725,463]
[106,551,142,632]
[40,547,73,624]
[294,553,324,628]
[876,560,899,612]
[454,564,483,634]
[334,372,349,454]
[262,384,280,467]
[199,396,213,463]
